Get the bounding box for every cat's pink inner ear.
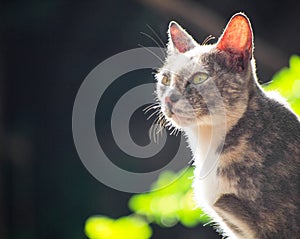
[217,13,253,57]
[169,21,196,53]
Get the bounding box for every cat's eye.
[192,72,209,85]
[161,75,170,86]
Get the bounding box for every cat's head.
[155,13,256,129]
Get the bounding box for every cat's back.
[222,90,300,164]
[217,90,300,238]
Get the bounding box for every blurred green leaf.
[264,55,300,116]
[129,168,210,227]
[85,216,152,239]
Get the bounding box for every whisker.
[149,122,156,143]
[149,116,159,142]
[143,103,159,112]
[138,44,164,64]
[146,109,160,120]
[144,107,160,115]
[153,96,160,102]
[146,24,166,47]
[170,128,177,135]
[171,127,177,136]
[157,116,166,130]
[149,115,165,144]
[150,113,168,142]
[157,113,166,123]
[167,124,173,130]
[154,123,162,143]
[140,31,166,58]
[156,121,163,133]
[143,105,161,114]
[201,35,216,45]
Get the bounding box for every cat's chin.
[167,114,198,128]
[166,112,214,128]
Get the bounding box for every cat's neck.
[184,123,225,171]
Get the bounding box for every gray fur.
[155,13,300,238]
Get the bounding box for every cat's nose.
[165,97,174,113]
[165,94,180,113]
[170,93,180,103]
[165,93,180,104]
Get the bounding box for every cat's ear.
[217,13,253,60]
[168,21,197,53]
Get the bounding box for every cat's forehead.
[160,44,214,76]
[184,44,214,58]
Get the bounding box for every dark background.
[1,0,299,239]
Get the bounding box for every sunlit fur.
[153,13,300,239]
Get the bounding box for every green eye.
[161,75,170,86]
[192,72,209,84]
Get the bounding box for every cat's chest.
[193,164,219,206]
[193,164,237,206]
[186,126,236,206]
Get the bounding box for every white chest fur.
[184,125,221,205]
[184,125,241,239]
[193,164,218,207]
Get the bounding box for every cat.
[154,13,300,239]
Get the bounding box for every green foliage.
[263,55,300,115]
[85,216,152,239]
[129,168,209,228]
[84,168,208,239]
[85,55,300,239]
